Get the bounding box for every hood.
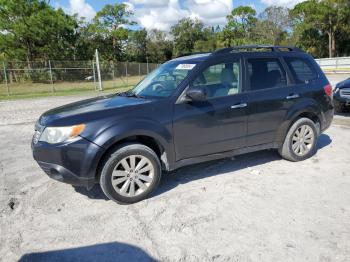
[336,78,350,89]
[39,94,152,126]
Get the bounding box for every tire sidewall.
[287,118,318,161]
[100,144,161,204]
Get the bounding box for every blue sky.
[54,0,304,31]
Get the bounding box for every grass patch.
[0,85,131,100]
[0,76,144,100]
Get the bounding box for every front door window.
[192,61,241,98]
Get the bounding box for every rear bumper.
[32,136,104,187]
[320,107,334,132]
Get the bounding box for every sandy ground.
[0,74,350,262]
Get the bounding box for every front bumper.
[36,161,94,187]
[32,135,103,187]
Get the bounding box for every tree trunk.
[26,41,32,69]
[328,30,336,58]
[112,24,117,60]
[327,17,336,58]
[328,30,332,58]
[331,32,336,58]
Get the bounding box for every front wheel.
[100,143,161,204]
[279,118,318,162]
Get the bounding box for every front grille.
[340,88,350,98]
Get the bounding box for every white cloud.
[131,0,232,31]
[129,0,170,7]
[260,0,306,7]
[187,0,232,26]
[134,0,189,31]
[64,0,96,20]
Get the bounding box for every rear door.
[244,54,299,147]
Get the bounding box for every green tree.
[221,6,257,46]
[253,6,290,45]
[291,0,350,57]
[0,0,78,65]
[171,18,206,56]
[92,3,135,60]
[193,27,224,52]
[126,29,148,62]
[71,17,96,60]
[146,29,173,63]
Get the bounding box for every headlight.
[39,124,85,144]
[334,87,339,93]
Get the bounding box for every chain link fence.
[3,55,348,98]
[0,60,159,97]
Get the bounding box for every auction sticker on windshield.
[176,64,196,70]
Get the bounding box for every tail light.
[323,84,332,98]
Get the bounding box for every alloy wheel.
[292,124,315,156]
[111,155,154,197]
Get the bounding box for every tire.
[279,118,318,162]
[100,143,161,204]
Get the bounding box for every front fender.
[90,117,175,165]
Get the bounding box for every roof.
[170,45,304,64]
[213,45,303,54]
[171,53,211,62]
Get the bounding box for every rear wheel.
[100,143,161,204]
[279,118,318,162]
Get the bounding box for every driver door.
[173,56,248,160]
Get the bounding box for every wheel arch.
[95,133,172,182]
[275,103,322,145]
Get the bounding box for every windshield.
[129,61,197,98]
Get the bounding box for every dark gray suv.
[32,45,334,204]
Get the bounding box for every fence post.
[138,63,141,76]
[95,49,103,91]
[3,62,9,96]
[48,60,54,92]
[92,61,97,90]
[146,56,149,74]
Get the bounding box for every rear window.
[284,57,318,84]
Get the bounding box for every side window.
[248,58,287,91]
[284,57,318,84]
[192,61,240,98]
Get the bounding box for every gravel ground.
[0,74,350,262]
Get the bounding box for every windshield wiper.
[116,91,145,99]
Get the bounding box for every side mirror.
[186,87,207,102]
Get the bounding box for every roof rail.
[213,45,303,55]
[176,52,211,58]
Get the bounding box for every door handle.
[286,94,300,99]
[230,103,247,109]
